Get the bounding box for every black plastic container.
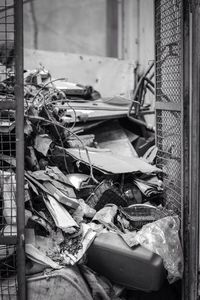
[87,232,166,292]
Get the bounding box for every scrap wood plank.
[24,49,135,98]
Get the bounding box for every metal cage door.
[0,0,25,299]
[155,0,199,299]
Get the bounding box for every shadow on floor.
[124,280,181,300]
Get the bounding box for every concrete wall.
[23,0,155,126]
[119,0,154,70]
[24,0,107,57]
[23,0,154,67]
[139,0,154,70]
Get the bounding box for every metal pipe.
[127,61,154,125]
[14,0,26,299]
[127,115,155,131]
[144,77,155,88]
[146,83,155,94]
[129,63,154,108]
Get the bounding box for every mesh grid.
[0,0,17,298]
[156,110,181,214]
[155,0,182,104]
[0,110,16,231]
[0,250,17,299]
[155,0,182,215]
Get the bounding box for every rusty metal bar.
[14,0,26,299]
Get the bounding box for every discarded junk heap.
[0,68,183,294]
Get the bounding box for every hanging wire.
[43,102,70,174]
[28,77,77,130]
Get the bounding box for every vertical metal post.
[14,0,26,299]
[188,1,200,299]
[154,0,161,150]
[181,1,190,299]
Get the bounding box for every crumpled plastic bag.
[130,215,183,283]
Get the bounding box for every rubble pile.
[0,68,183,297]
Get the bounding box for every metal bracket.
[155,102,181,111]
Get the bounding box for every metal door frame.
[155,0,199,299]
[0,1,25,299]
[186,1,200,299]
[181,1,199,299]
[15,0,26,299]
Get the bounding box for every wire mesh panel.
[0,0,25,299]
[155,0,183,215]
[0,112,17,299]
[0,1,17,298]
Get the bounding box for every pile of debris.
[0,68,183,298]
